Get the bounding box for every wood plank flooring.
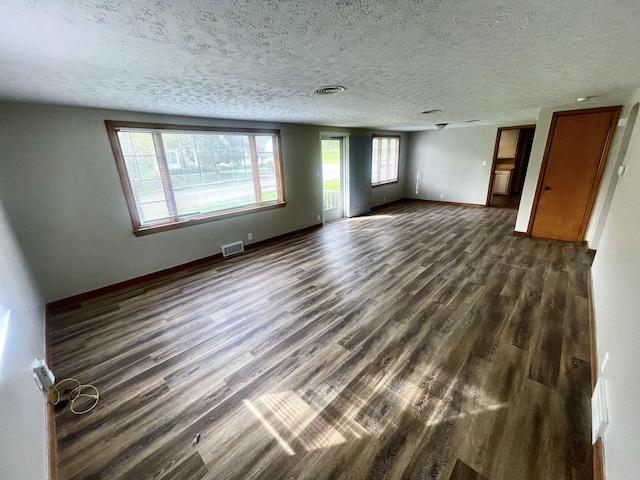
[490,194,521,210]
[48,200,594,480]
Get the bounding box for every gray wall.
[591,86,640,480]
[404,126,499,205]
[0,102,406,302]
[0,199,47,480]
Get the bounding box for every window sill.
[133,201,287,236]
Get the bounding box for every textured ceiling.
[0,0,639,130]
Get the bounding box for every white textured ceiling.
[0,0,639,130]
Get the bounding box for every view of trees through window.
[114,127,282,227]
[372,136,400,186]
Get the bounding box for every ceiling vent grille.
[314,86,346,95]
[221,241,244,257]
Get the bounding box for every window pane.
[138,201,170,223]
[372,140,379,184]
[117,131,169,224]
[256,135,277,202]
[165,133,257,216]
[112,125,284,231]
[371,136,400,185]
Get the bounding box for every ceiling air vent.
[313,86,346,95]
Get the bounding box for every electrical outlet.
[32,359,55,390]
[248,233,253,241]
[317,214,321,221]
[482,161,487,166]
[440,194,444,199]
[383,196,386,202]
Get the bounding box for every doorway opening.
[321,134,347,223]
[486,125,536,210]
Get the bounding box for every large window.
[106,121,285,235]
[371,135,400,186]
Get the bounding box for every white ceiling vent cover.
[313,86,346,95]
[221,241,244,257]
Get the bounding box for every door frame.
[319,131,349,223]
[510,127,536,196]
[485,124,536,206]
[526,106,621,241]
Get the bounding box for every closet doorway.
[486,125,536,209]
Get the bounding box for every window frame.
[105,120,286,236]
[371,134,401,187]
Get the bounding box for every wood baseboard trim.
[513,231,529,237]
[588,270,605,480]
[46,223,322,312]
[371,198,405,212]
[45,309,57,480]
[583,241,597,260]
[244,224,321,252]
[418,199,486,208]
[46,253,222,311]
[588,270,598,392]
[47,402,57,480]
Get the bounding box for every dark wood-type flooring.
[490,194,521,210]
[48,200,594,480]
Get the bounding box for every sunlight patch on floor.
[245,390,371,454]
[243,399,295,455]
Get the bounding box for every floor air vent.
[221,241,244,257]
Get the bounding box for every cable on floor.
[48,378,100,415]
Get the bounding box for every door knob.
[543,186,551,190]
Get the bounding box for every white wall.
[591,86,640,480]
[0,102,406,302]
[588,104,639,250]
[514,99,628,237]
[404,125,499,205]
[0,199,47,480]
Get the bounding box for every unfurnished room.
[0,1,639,480]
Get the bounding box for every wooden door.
[530,107,620,242]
